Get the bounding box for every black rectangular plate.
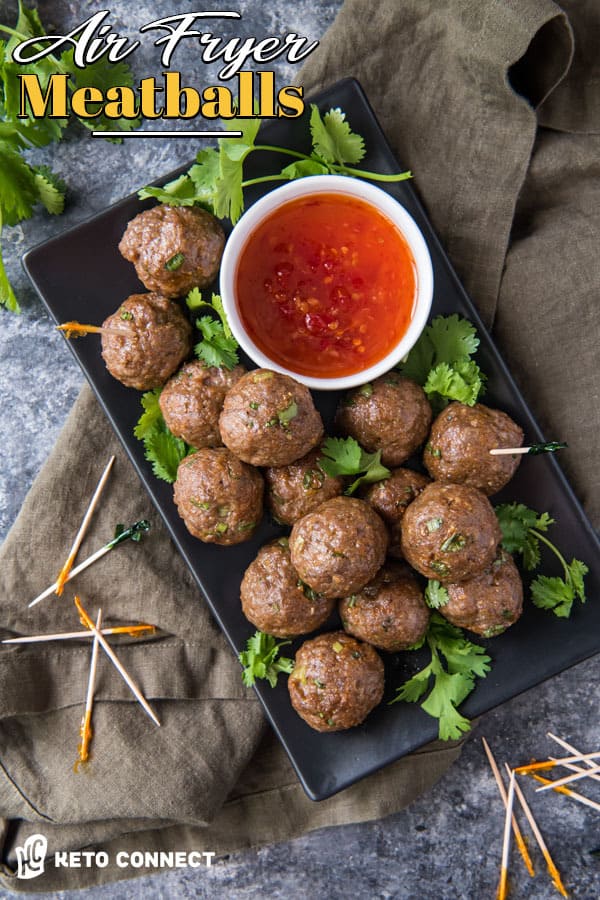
[23,78,600,801]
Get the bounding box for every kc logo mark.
[15,834,47,879]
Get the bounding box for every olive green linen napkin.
[1,0,599,891]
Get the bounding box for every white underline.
[91,130,243,138]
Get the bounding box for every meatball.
[219,369,324,467]
[101,293,192,390]
[335,373,432,466]
[424,402,524,495]
[400,482,501,582]
[173,447,263,545]
[339,562,430,652]
[288,631,384,732]
[118,205,225,297]
[240,538,335,637]
[159,360,246,448]
[289,496,388,599]
[265,448,343,525]
[439,549,523,637]
[362,467,430,557]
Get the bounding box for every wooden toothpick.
[533,773,600,814]
[55,456,115,595]
[57,322,125,339]
[74,596,160,728]
[28,520,150,608]
[490,442,567,456]
[76,609,102,766]
[504,764,569,898]
[514,750,600,775]
[547,733,600,784]
[3,624,156,645]
[482,738,535,877]
[497,768,516,900]
[536,763,600,794]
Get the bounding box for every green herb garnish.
[318,436,390,495]
[424,580,449,609]
[165,252,185,271]
[239,630,294,688]
[187,290,239,370]
[496,503,588,618]
[398,314,486,412]
[139,105,411,225]
[0,2,139,312]
[134,388,191,483]
[389,612,491,740]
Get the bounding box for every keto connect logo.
[15,834,215,879]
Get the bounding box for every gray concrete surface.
[1,1,599,897]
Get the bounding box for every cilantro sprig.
[424,580,449,609]
[318,436,391,495]
[496,503,588,618]
[239,630,295,688]
[134,389,191,483]
[139,105,412,225]
[390,613,491,740]
[0,2,139,311]
[186,289,239,370]
[398,314,486,412]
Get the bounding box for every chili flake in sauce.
[235,193,416,378]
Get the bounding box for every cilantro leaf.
[33,165,66,215]
[134,389,163,440]
[399,315,485,411]
[309,105,365,166]
[143,429,187,483]
[280,159,329,179]
[0,142,37,225]
[390,612,491,741]
[213,151,244,223]
[318,436,362,476]
[239,630,294,688]
[0,212,19,312]
[424,359,483,407]
[424,580,449,609]
[496,502,589,617]
[191,292,239,369]
[134,389,191,482]
[195,316,239,370]
[318,436,391,494]
[138,174,199,206]
[219,116,261,161]
[428,314,480,363]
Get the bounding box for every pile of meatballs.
[101,202,526,735]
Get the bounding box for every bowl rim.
[219,174,434,391]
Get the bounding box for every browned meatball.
[336,373,432,466]
[289,496,388,599]
[101,293,192,390]
[173,448,263,545]
[265,448,343,525]
[339,562,430,652]
[362,467,431,557]
[401,482,501,582]
[439,549,523,637]
[159,360,246,448]
[119,205,225,297]
[288,631,384,732]
[424,402,524,495]
[219,369,324,467]
[240,538,335,637]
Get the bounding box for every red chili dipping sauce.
[235,193,416,378]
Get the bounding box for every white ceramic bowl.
[220,175,434,391]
